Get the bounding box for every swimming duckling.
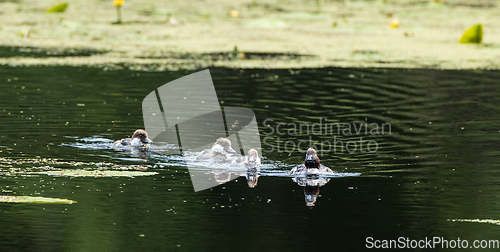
[289,148,333,176]
[233,148,262,169]
[112,129,152,149]
[234,149,262,188]
[196,137,236,162]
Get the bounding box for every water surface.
[1,66,500,251]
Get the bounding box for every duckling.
[233,148,261,169]
[289,148,333,176]
[196,137,236,162]
[112,129,152,149]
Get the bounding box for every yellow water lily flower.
[19,28,30,38]
[228,10,239,18]
[113,0,124,7]
[389,18,399,28]
[113,0,123,24]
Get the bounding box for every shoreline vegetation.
[0,0,499,71]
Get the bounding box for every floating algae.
[0,156,113,167]
[0,195,76,204]
[39,170,158,178]
[0,157,154,176]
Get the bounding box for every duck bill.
[305,154,314,161]
[142,138,153,144]
[226,147,236,154]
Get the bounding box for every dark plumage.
[289,148,333,176]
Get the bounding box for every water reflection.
[210,170,260,188]
[67,136,357,206]
[292,176,331,206]
[113,145,152,160]
[8,66,500,250]
[304,186,320,207]
[194,152,263,189]
[245,169,260,188]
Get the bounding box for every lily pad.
[0,195,76,204]
[39,170,158,178]
[459,24,482,44]
[46,3,68,13]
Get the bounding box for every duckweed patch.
[1,0,498,70]
[0,156,114,169]
[39,170,158,178]
[0,157,154,177]
[0,195,76,204]
[0,46,107,58]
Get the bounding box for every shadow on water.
[1,66,500,250]
[0,46,108,58]
[136,51,316,61]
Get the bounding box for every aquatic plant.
[18,28,30,38]
[39,170,158,178]
[46,2,68,13]
[389,18,399,28]
[459,24,482,44]
[228,10,239,18]
[230,46,245,60]
[0,195,76,204]
[113,0,124,24]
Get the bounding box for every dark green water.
[1,66,500,251]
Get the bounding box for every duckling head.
[212,137,236,154]
[130,129,153,147]
[304,148,320,168]
[246,148,261,167]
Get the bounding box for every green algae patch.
[39,170,158,178]
[0,0,499,70]
[46,3,68,13]
[459,24,482,44]
[0,195,76,204]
